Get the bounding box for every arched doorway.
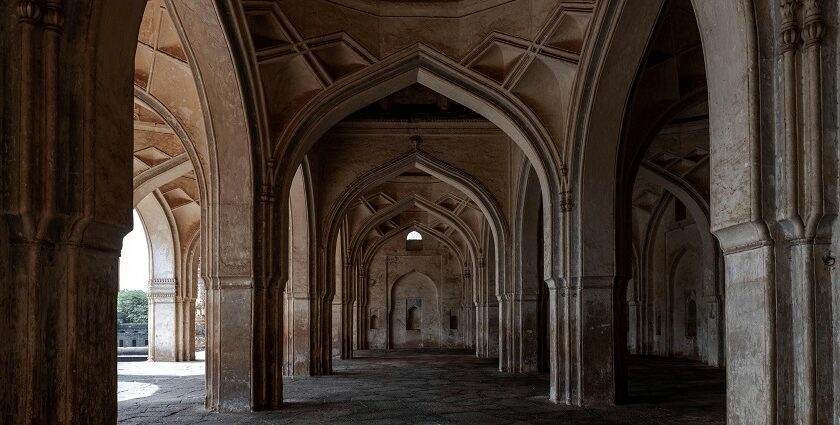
[568,0,782,422]
[389,271,440,348]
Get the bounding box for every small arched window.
[686,299,697,338]
[406,306,421,330]
[449,315,458,330]
[406,231,423,251]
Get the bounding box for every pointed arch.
[160,1,263,411]
[567,0,771,416]
[136,190,180,362]
[323,150,506,307]
[273,45,563,283]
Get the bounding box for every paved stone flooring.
[118,350,724,424]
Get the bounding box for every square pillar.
[573,276,615,406]
[205,277,255,412]
[721,244,775,425]
[148,278,177,361]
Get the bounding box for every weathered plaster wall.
[366,235,467,349]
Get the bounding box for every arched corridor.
[3,0,840,424]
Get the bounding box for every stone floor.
[118,350,725,424]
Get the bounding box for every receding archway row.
[129,0,209,364]
[571,1,836,423]
[341,193,481,357]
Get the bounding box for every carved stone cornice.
[779,0,801,53]
[409,135,422,151]
[802,0,825,47]
[16,0,41,23]
[560,191,574,213]
[149,278,177,299]
[43,1,64,32]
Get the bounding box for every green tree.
[117,290,148,324]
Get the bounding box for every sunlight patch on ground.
[118,358,205,377]
[117,382,159,402]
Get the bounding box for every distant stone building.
[117,323,149,349]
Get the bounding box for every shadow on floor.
[118,350,725,424]
[625,354,726,418]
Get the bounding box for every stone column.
[548,278,571,404]
[355,269,369,350]
[148,278,178,361]
[718,236,775,424]
[571,276,616,406]
[626,300,639,354]
[340,261,354,359]
[702,296,723,367]
[474,257,499,357]
[461,267,474,349]
[179,296,197,361]
[497,293,511,370]
[284,291,312,376]
[0,0,143,422]
[498,292,540,372]
[331,301,342,359]
[205,275,256,411]
[519,293,540,372]
[474,301,488,356]
[340,300,354,359]
[487,301,500,357]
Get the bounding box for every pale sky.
[119,210,150,291]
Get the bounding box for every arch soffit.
[566,0,665,277]
[133,89,208,207]
[182,229,202,296]
[513,159,552,280]
[166,0,257,276]
[668,246,691,289]
[639,161,713,250]
[135,190,180,279]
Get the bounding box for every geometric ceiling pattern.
[241,0,593,156]
[133,0,202,247]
